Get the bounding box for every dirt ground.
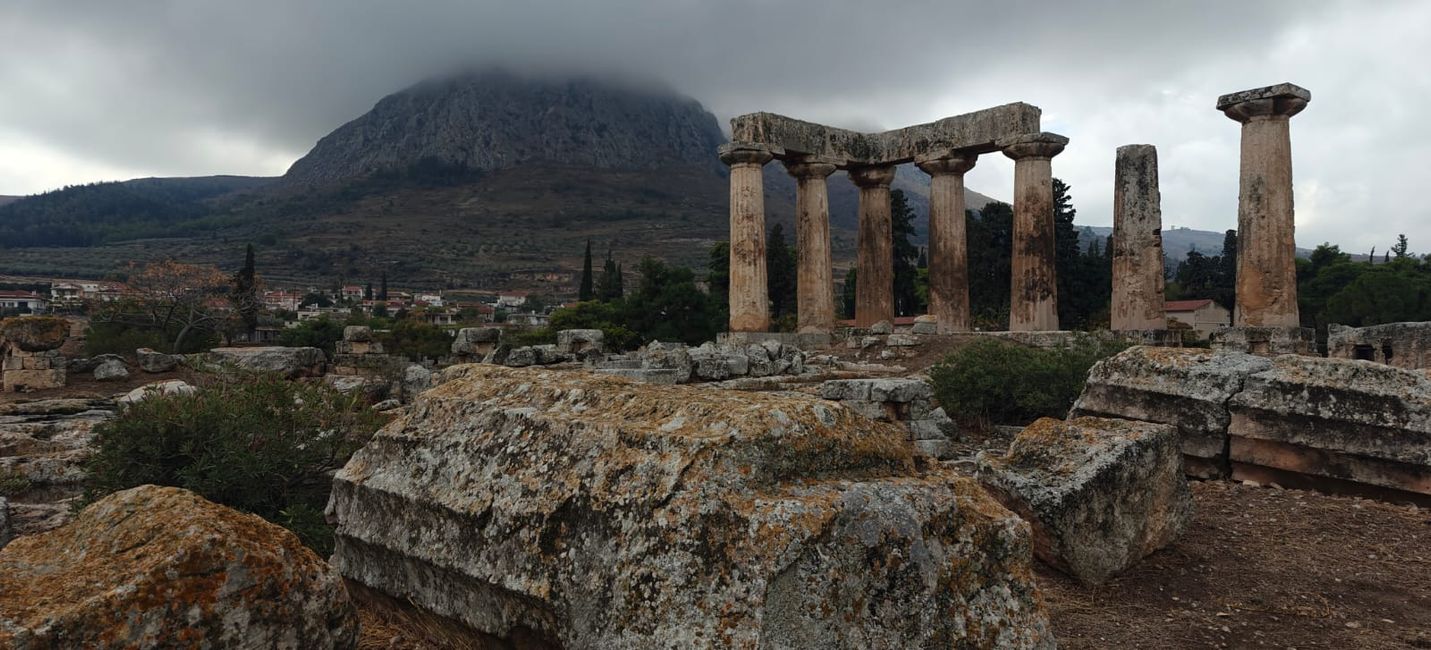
[355,481,1430,649]
[0,368,192,405]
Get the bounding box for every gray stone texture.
[1328,322,1431,370]
[1209,326,1315,356]
[92,359,129,381]
[555,328,605,356]
[135,347,181,373]
[327,365,1054,648]
[1111,144,1166,331]
[205,346,327,378]
[977,416,1193,586]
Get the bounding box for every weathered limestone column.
[916,152,977,333]
[719,143,775,332]
[849,165,897,328]
[1218,83,1310,327]
[784,158,838,333]
[1111,144,1166,331]
[1000,133,1068,331]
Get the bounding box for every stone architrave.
[1218,83,1310,327]
[849,165,897,328]
[720,144,775,332]
[916,152,977,333]
[1001,133,1068,331]
[784,159,838,333]
[1111,144,1167,331]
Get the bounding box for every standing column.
[719,143,774,332]
[916,152,977,333]
[784,158,838,333]
[1111,144,1167,331]
[1218,83,1310,327]
[849,165,897,328]
[1001,132,1068,331]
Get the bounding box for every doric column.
[1000,132,1068,331]
[1218,83,1310,328]
[1111,144,1167,331]
[916,152,977,333]
[719,143,774,332]
[849,165,897,328]
[784,158,838,333]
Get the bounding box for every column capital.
[1218,83,1310,123]
[1000,132,1068,161]
[718,142,775,167]
[848,164,896,188]
[783,157,838,180]
[915,151,977,176]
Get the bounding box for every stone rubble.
[135,347,181,373]
[977,416,1193,586]
[328,364,1054,649]
[820,377,958,459]
[204,346,327,378]
[0,485,358,649]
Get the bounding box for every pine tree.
[579,240,595,301]
[766,223,797,319]
[597,250,621,301]
[1052,179,1084,327]
[1392,234,1410,259]
[890,190,922,317]
[231,244,259,331]
[364,283,373,301]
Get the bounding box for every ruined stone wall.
[1327,322,1431,370]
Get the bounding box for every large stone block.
[135,347,180,373]
[555,328,604,355]
[977,417,1193,586]
[206,346,326,378]
[328,365,1054,649]
[2,368,66,392]
[1070,346,1272,478]
[1227,355,1431,501]
[0,485,357,648]
[1210,326,1314,356]
[0,317,69,352]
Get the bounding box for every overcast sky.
[2,0,1427,253]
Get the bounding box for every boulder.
[688,343,749,380]
[117,380,197,406]
[65,354,125,374]
[135,347,180,373]
[886,333,919,347]
[0,317,69,352]
[92,359,129,381]
[640,341,693,383]
[870,320,894,334]
[323,374,380,398]
[911,315,939,335]
[401,363,433,400]
[0,485,358,648]
[1070,346,1272,478]
[328,365,1054,649]
[977,416,1194,586]
[555,328,604,355]
[207,346,326,378]
[1226,354,1431,500]
[342,325,373,342]
[452,327,502,357]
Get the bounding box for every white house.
[0,290,49,313]
[1165,299,1232,338]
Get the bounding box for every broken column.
[1111,144,1167,331]
[917,152,977,333]
[1218,83,1309,328]
[1001,133,1068,332]
[720,143,775,332]
[849,165,897,328]
[785,158,838,333]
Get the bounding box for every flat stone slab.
[328,365,1054,648]
[1216,83,1311,110]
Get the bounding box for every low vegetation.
[82,373,385,553]
[929,338,1128,433]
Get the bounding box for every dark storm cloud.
[2,0,1428,251]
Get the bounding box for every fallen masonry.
[1,317,71,393]
[818,377,958,458]
[977,417,1193,586]
[0,485,358,648]
[1073,346,1431,503]
[327,364,1055,649]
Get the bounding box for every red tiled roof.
[0,290,44,299]
[1164,299,1214,312]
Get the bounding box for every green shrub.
[82,373,385,554]
[277,317,347,358]
[929,338,1127,433]
[0,467,31,497]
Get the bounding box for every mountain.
[283,70,725,186]
[0,71,996,289]
[0,196,20,207]
[1079,225,1318,263]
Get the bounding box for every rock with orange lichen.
[327,364,1055,649]
[0,485,358,649]
[976,416,1193,587]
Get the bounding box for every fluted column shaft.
[1219,85,1309,328]
[1111,144,1167,331]
[849,165,897,328]
[916,153,977,333]
[785,160,838,332]
[1002,133,1067,332]
[720,145,774,332]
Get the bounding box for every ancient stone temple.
[719,104,1066,333]
[1110,144,1166,331]
[1212,83,1314,355]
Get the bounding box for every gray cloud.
[2,0,1426,253]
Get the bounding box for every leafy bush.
[929,338,1128,433]
[277,317,348,357]
[82,373,385,553]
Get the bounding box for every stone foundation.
[819,378,958,458]
[1210,326,1315,356]
[1327,322,1431,370]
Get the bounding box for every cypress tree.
[766,223,797,319]
[232,244,259,330]
[579,240,595,301]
